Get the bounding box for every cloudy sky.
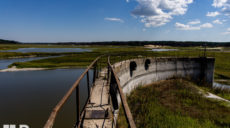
[0,0,230,42]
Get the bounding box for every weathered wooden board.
[84,110,110,119]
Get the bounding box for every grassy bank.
[117,79,230,128]
[201,86,230,101]
[8,52,108,68]
[0,44,149,51]
[0,52,84,59]
[5,46,149,68]
[3,46,230,80]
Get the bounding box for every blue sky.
[0,0,230,42]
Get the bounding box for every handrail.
[44,50,212,128]
[44,56,100,128]
[108,56,137,128]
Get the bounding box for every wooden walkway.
[81,68,112,128]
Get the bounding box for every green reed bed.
[117,79,230,128]
[5,48,230,81]
[0,52,82,59]
[8,52,108,68]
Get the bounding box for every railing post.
[125,52,126,63]
[93,63,96,85]
[129,52,130,60]
[107,56,110,82]
[100,56,102,74]
[96,60,98,78]
[120,53,121,65]
[76,84,80,126]
[87,71,90,103]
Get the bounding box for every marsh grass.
[117,79,230,128]
[8,52,108,68]
[201,86,230,101]
[4,46,230,80]
[0,52,82,59]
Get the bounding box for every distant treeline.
[0,39,19,44]
[1,38,230,47]
[25,41,230,47]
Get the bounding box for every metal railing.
[44,55,104,128]
[109,50,215,65]
[107,56,137,128]
[44,54,137,128]
[44,49,215,128]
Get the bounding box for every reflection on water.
[148,49,178,52]
[213,82,230,89]
[0,48,91,53]
[0,69,93,128]
[0,56,58,69]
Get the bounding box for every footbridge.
[44,51,215,128]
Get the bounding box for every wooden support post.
[125,52,126,63]
[87,71,90,103]
[100,56,102,73]
[93,63,96,84]
[76,84,80,126]
[107,57,110,82]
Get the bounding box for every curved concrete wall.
[112,57,215,122]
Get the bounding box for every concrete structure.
[111,57,215,123]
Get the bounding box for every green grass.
[2,45,230,81]
[8,52,108,68]
[0,52,83,59]
[0,44,149,51]
[4,45,150,68]
[117,79,230,128]
[0,44,77,50]
[200,86,230,101]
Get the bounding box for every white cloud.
[199,23,213,28]
[127,0,129,2]
[188,19,201,25]
[206,11,222,17]
[130,0,193,27]
[213,19,223,24]
[104,17,124,22]
[221,28,230,34]
[222,32,230,34]
[221,7,230,15]
[141,13,173,27]
[210,0,230,16]
[165,30,170,33]
[212,0,230,8]
[222,20,228,21]
[131,14,137,18]
[175,22,200,30]
[143,29,146,31]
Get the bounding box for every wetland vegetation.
[1,41,230,127]
[117,79,230,128]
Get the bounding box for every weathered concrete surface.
[82,76,112,128]
[111,57,215,122]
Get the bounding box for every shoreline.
[0,66,48,72]
[0,66,91,72]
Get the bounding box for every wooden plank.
[84,110,110,119]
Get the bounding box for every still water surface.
[0,56,58,70]
[213,82,230,89]
[149,49,178,51]
[0,48,91,53]
[0,68,93,128]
